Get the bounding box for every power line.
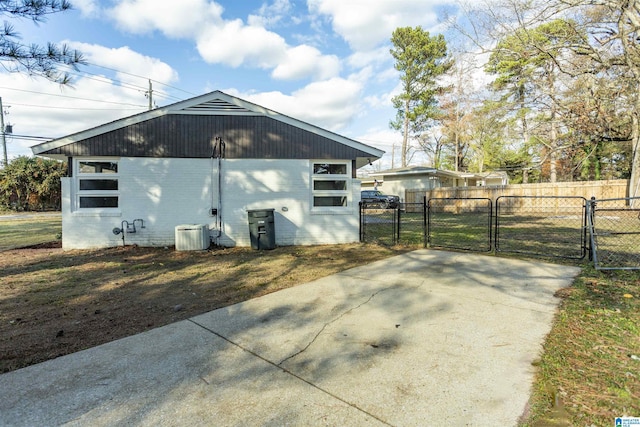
[59,65,186,104]
[0,86,148,107]
[5,134,53,141]
[7,102,143,111]
[87,63,197,97]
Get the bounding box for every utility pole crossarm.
[147,80,153,111]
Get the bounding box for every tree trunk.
[628,107,640,204]
[454,131,460,171]
[549,72,558,183]
[549,110,558,183]
[402,99,410,167]
[434,135,442,169]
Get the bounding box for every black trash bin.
[247,209,276,250]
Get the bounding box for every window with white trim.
[76,160,119,209]
[311,161,350,210]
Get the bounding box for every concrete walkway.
[0,250,580,426]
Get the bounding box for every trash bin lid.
[247,209,275,217]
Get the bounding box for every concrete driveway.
[0,250,580,426]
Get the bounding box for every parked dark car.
[361,190,400,209]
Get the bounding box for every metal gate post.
[396,205,401,245]
[423,196,427,248]
[587,197,597,263]
[488,199,493,251]
[359,201,364,242]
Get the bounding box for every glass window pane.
[313,180,347,191]
[313,196,347,207]
[79,179,118,191]
[79,161,118,174]
[79,196,118,208]
[313,163,347,175]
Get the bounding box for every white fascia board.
[434,170,477,179]
[369,168,437,177]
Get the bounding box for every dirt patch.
[0,243,410,374]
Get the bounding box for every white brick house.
[31,91,383,250]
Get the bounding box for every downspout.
[210,137,225,245]
[217,137,225,242]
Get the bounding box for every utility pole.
[0,97,7,167]
[146,79,153,110]
[391,143,395,169]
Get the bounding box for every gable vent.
[181,100,253,113]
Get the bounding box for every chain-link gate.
[427,198,493,252]
[398,202,427,246]
[360,202,398,246]
[588,197,640,270]
[360,194,640,268]
[495,196,588,259]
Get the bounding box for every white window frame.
[310,160,351,213]
[74,158,120,212]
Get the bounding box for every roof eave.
[31,90,384,160]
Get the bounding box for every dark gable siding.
[44,115,372,160]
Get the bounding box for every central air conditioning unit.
[175,224,209,251]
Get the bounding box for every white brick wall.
[62,158,362,249]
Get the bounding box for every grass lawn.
[522,266,640,426]
[0,213,62,250]
[1,213,639,424]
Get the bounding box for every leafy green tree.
[0,156,66,210]
[486,19,585,182]
[390,26,453,167]
[561,0,640,197]
[0,0,84,84]
[466,100,509,174]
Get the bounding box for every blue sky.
[2,0,473,170]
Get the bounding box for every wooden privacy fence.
[405,179,628,203]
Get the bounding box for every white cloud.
[107,0,223,38]
[71,0,100,17]
[195,18,340,81]
[248,0,292,28]
[227,76,365,131]
[307,0,441,50]
[271,45,340,80]
[347,46,392,71]
[67,42,179,86]
[104,0,340,81]
[196,20,287,68]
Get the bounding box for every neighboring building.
[364,167,509,201]
[31,91,384,250]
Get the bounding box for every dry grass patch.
[0,243,410,374]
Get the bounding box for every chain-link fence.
[427,198,492,252]
[495,196,588,259]
[588,197,640,270]
[360,202,398,246]
[360,195,640,268]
